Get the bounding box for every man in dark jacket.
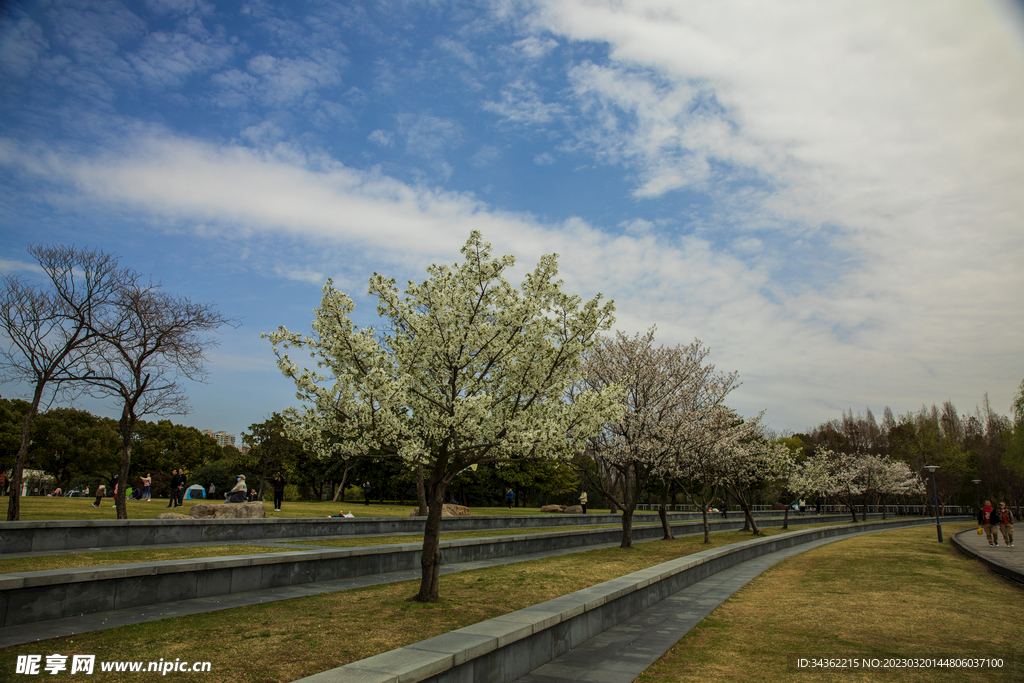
[978,500,999,546]
[175,468,186,507]
[166,469,180,508]
[272,472,286,512]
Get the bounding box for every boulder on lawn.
[156,512,190,519]
[540,505,564,513]
[408,504,471,517]
[770,502,788,511]
[189,502,266,519]
[562,505,583,514]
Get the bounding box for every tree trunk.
[701,506,711,544]
[332,461,353,503]
[658,480,674,540]
[415,463,428,516]
[848,495,858,523]
[6,384,44,521]
[620,504,636,549]
[414,475,446,601]
[115,408,134,520]
[738,499,761,535]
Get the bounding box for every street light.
[924,465,942,543]
[972,479,981,513]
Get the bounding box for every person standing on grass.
[979,500,999,546]
[140,474,151,501]
[166,469,179,508]
[176,468,187,507]
[506,487,514,509]
[362,481,371,505]
[92,483,106,507]
[995,502,1015,547]
[272,472,286,512]
[579,490,588,514]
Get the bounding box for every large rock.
[562,505,583,514]
[189,502,266,519]
[540,505,565,513]
[408,504,471,517]
[156,512,190,519]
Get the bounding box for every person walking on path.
[506,488,514,509]
[272,472,286,512]
[978,500,999,546]
[995,502,1015,547]
[140,474,151,501]
[362,481,371,506]
[579,491,588,514]
[92,483,106,508]
[720,499,728,519]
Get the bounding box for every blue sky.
[2,0,1023,441]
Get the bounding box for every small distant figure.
[579,491,588,514]
[996,502,1015,548]
[166,469,181,508]
[362,481,371,506]
[978,500,999,546]
[92,484,106,507]
[175,467,186,507]
[506,488,514,510]
[140,474,152,501]
[798,499,806,515]
[208,482,216,497]
[816,500,822,515]
[720,499,728,519]
[272,472,286,512]
[247,488,259,502]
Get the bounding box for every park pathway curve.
[512,526,939,683]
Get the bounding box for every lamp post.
[924,465,942,543]
[972,479,981,513]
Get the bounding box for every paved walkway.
[953,526,1023,581]
[513,526,924,683]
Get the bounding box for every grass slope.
[638,522,1024,683]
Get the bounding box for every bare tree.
[0,246,132,521]
[83,284,233,519]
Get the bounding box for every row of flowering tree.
[575,328,797,547]
[789,447,926,523]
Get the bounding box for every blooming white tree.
[577,330,736,548]
[266,232,622,600]
[717,413,796,535]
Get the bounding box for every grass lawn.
[0,523,838,682]
[8,496,646,520]
[638,522,1024,683]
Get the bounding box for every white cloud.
[533,152,554,165]
[273,265,326,286]
[512,36,559,60]
[367,129,393,147]
[471,145,501,167]
[213,53,342,106]
[397,113,463,158]
[482,79,565,125]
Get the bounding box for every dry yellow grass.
[638,522,1024,683]
[0,526,800,682]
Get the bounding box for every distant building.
[239,445,251,455]
[203,429,236,448]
